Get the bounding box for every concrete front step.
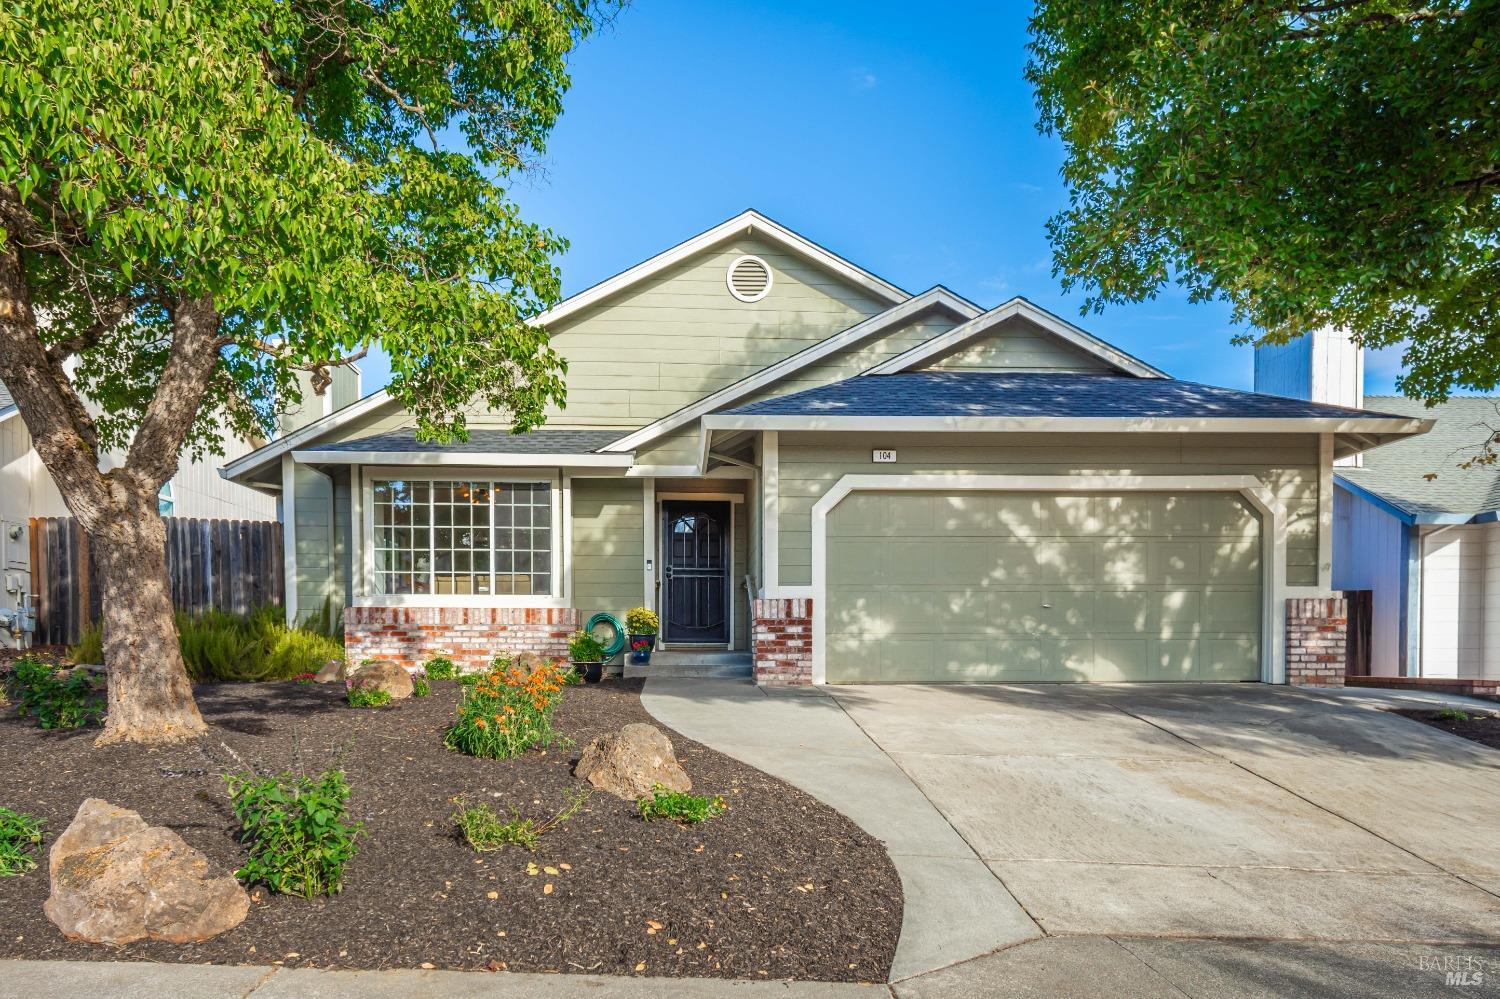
[624,649,752,680]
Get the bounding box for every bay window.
[369,477,554,599]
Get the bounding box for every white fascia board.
[221,389,398,482]
[0,405,17,425]
[290,449,633,468]
[600,288,982,454]
[862,298,1169,379]
[701,414,1434,437]
[532,210,909,330]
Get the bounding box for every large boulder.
[575,723,691,801]
[346,659,413,699]
[44,798,249,946]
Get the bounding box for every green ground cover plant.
[5,658,103,729]
[0,807,44,876]
[451,787,588,852]
[225,768,363,898]
[637,784,728,825]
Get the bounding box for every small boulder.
[346,659,413,699]
[575,723,691,801]
[44,798,249,946]
[312,658,346,684]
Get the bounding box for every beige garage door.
[826,491,1262,683]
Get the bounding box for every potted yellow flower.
[625,607,659,664]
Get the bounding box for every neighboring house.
[0,366,358,649]
[224,211,1429,685]
[1258,331,1500,682]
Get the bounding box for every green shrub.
[224,769,362,898]
[423,655,457,681]
[637,784,728,824]
[347,683,393,708]
[451,787,588,852]
[1435,706,1472,723]
[73,607,345,684]
[411,675,431,698]
[6,658,103,729]
[0,807,44,877]
[567,630,605,663]
[443,659,568,759]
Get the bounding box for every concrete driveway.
[644,679,1500,993]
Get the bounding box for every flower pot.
[574,660,603,684]
[628,633,657,664]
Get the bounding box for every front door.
[662,501,729,645]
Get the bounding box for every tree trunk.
[91,493,206,746]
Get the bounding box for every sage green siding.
[571,478,644,625]
[777,432,1322,588]
[826,490,1261,683]
[292,463,347,624]
[542,237,888,429]
[922,315,1114,373]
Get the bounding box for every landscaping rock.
[44,798,249,946]
[313,658,346,684]
[346,659,413,699]
[575,722,691,800]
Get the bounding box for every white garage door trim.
[809,474,1287,685]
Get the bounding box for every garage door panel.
[826,490,1262,684]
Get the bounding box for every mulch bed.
[0,678,901,982]
[1392,708,1500,751]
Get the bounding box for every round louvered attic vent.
[726,254,773,303]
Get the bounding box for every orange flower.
[475,718,488,729]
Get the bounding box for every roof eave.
[1333,472,1500,526]
[290,449,634,468]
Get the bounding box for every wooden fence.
[29,517,283,647]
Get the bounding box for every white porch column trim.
[281,454,298,625]
[1318,432,1334,592]
[761,431,780,595]
[808,473,1287,685]
[562,472,574,606]
[642,477,656,611]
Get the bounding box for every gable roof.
[223,210,914,484]
[861,297,1168,379]
[1335,395,1500,523]
[702,372,1430,463]
[599,286,982,454]
[534,209,910,328]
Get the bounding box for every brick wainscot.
[344,607,580,673]
[1285,597,1347,687]
[752,598,812,686]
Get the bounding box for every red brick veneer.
[343,606,579,673]
[1285,597,1347,687]
[752,598,813,686]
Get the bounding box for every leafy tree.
[1027,1,1498,401]
[0,0,615,744]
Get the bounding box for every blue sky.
[360,0,1405,396]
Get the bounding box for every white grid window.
[372,479,551,597]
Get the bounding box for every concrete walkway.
[642,678,1040,981]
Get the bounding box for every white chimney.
[1253,328,1363,464]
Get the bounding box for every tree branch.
[124,295,223,489]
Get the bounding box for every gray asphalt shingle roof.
[1337,395,1500,519]
[310,428,628,455]
[0,379,12,412]
[721,372,1415,421]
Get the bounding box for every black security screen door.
[662,501,729,644]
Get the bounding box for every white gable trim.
[861,297,1168,379]
[600,287,982,454]
[0,405,17,425]
[534,210,909,329]
[223,211,912,483]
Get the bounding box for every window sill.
[352,595,570,609]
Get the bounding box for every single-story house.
[223,211,1431,685]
